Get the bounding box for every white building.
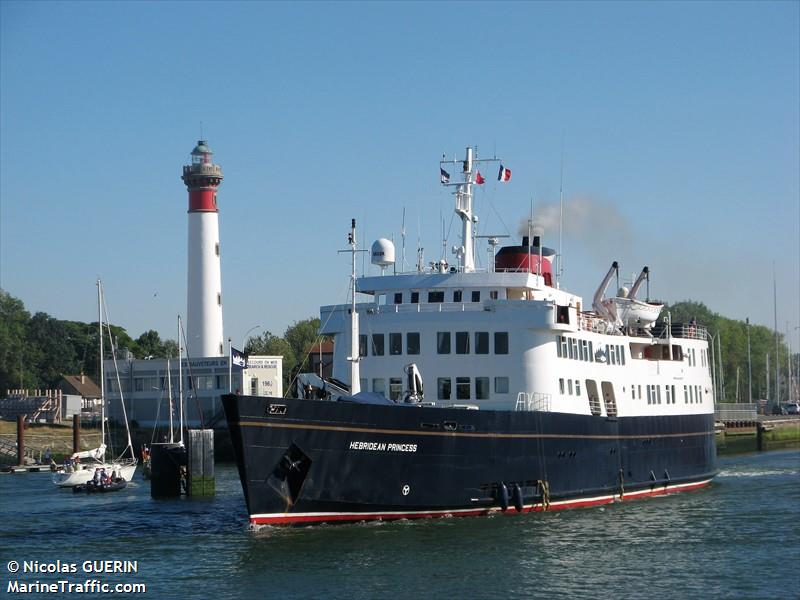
[104,355,282,429]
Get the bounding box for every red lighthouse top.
[182,140,223,213]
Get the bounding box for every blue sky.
[1,1,798,349]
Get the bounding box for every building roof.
[60,375,101,399]
[192,140,212,154]
[309,340,334,354]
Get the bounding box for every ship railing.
[578,313,609,334]
[515,392,552,412]
[182,164,222,177]
[715,403,758,421]
[651,323,708,341]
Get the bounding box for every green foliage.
[134,330,177,359]
[0,289,178,394]
[284,318,323,372]
[0,290,31,391]
[663,301,792,403]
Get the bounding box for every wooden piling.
[187,429,215,497]
[16,415,25,466]
[72,414,81,455]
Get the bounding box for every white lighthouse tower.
[182,140,224,357]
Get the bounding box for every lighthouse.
[182,140,224,357]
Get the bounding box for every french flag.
[498,165,512,182]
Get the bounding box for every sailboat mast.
[773,266,780,404]
[178,316,185,445]
[97,280,106,461]
[167,357,174,444]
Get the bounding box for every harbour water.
[1,450,798,599]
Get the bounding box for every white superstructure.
[318,147,715,421]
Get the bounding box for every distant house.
[308,340,334,379]
[58,375,101,410]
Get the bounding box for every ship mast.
[339,219,366,394]
[441,147,500,273]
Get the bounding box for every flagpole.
[228,337,232,393]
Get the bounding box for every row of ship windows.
[359,332,509,357]
[559,379,706,404]
[364,376,510,401]
[391,290,499,304]
[556,336,626,365]
[632,383,705,404]
[559,335,709,370]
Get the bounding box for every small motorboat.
[73,478,128,494]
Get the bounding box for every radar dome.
[371,238,396,268]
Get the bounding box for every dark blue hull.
[222,394,717,525]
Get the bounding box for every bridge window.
[494,332,509,354]
[456,377,471,400]
[437,332,451,354]
[390,333,402,355]
[437,377,451,400]
[373,379,385,395]
[428,291,444,303]
[476,377,490,400]
[494,377,509,394]
[359,335,367,357]
[453,290,463,303]
[411,292,419,304]
[394,293,403,304]
[475,332,489,354]
[407,332,420,355]
[455,331,470,354]
[371,334,385,356]
[471,291,481,302]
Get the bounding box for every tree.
[163,339,179,359]
[26,312,80,388]
[0,290,30,391]
[135,330,162,358]
[284,318,323,372]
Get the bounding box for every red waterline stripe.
[250,479,712,525]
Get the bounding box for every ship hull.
[222,394,717,526]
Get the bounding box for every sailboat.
[53,280,138,487]
[143,315,187,497]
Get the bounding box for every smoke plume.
[518,196,633,257]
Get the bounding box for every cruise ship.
[222,146,717,526]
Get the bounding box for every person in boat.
[93,468,102,485]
